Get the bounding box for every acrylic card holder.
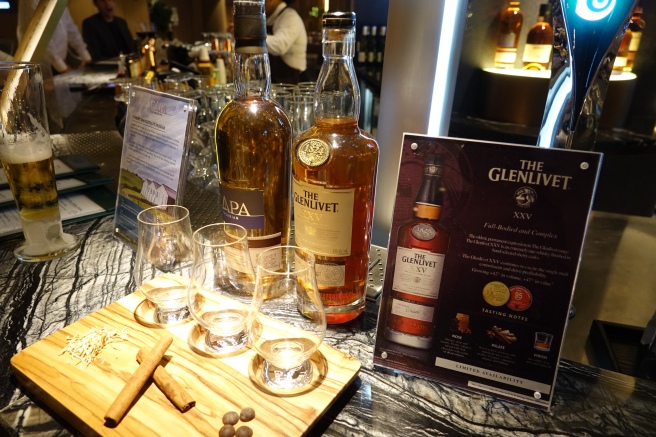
[112,86,197,250]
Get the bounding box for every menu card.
[373,134,602,410]
[113,86,197,249]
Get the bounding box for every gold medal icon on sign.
[482,281,510,307]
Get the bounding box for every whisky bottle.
[367,25,378,65]
[385,153,450,349]
[522,3,553,70]
[215,0,292,267]
[376,25,386,66]
[292,12,379,324]
[357,25,369,65]
[613,27,632,71]
[626,5,645,71]
[495,1,523,68]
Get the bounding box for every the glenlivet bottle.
[292,12,379,324]
[385,153,450,349]
[215,0,292,267]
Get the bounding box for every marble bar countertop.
[1,130,656,436]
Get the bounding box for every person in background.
[82,0,135,62]
[264,0,307,84]
[17,1,92,74]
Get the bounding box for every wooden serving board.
[10,290,361,436]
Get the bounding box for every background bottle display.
[522,3,553,70]
[495,1,523,68]
[626,5,645,71]
[292,12,379,324]
[215,0,292,265]
[385,154,450,349]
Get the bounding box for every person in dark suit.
[82,0,135,62]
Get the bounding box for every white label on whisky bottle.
[629,32,642,51]
[614,56,628,67]
[522,44,552,64]
[293,179,354,257]
[390,298,435,323]
[248,233,282,270]
[295,252,345,287]
[392,247,445,299]
[495,49,517,65]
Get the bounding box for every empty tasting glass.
[248,246,326,390]
[0,62,79,262]
[134,205,194,324]
[188,223,254,354]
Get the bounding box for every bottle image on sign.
[215,0,292,269]
[292,12,379,324]
[385,153,450,349]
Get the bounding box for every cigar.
[136,347,195,413]
[104,334,173,427]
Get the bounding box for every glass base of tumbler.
[156,305,190,324]
[205,330,248,354]
[14,232,80,262]
[263,359,312,390]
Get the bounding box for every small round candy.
[219,424,235,437]
[222,411,239,425]
[239,407,256,422]
[235,425,253,437]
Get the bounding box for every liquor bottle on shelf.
[376,25,387,66]
[613,27,632,71]
[367,25,378,65]
[292,12,379,324]
[385,153,450,349]
[522,3,553,70]
[495,1,523,69]
[215,0,292,267]
[626,5,645,71]
[357,25,370,66]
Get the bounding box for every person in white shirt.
[17,1,92,73]
[265,0,307,84]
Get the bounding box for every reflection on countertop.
[563,212,656,366]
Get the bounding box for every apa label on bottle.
[392,246,445,299]
[293,179,354,257]
[220,184,265,229]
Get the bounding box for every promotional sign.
[113,86,196,249]
[373,134,602,410]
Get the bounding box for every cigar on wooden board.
[136,347,196,413]
[104,334,173,427]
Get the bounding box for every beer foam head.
[0,136,52,164]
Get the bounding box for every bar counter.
[0,129,654,436]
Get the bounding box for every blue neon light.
[576,0,617,21]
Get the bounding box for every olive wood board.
[10,288,361,436]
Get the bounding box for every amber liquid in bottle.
[292,12,379,324]
[495,1,523,68]
[522,4,553,70]
[385,154,450,349]
[215,0,292,265]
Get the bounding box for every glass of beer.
[0,62,79,262]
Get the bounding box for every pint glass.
[0,62,79,261]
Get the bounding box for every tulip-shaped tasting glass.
[188,223,254,354]
[134,205,193,324]
[248,246,326,390]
